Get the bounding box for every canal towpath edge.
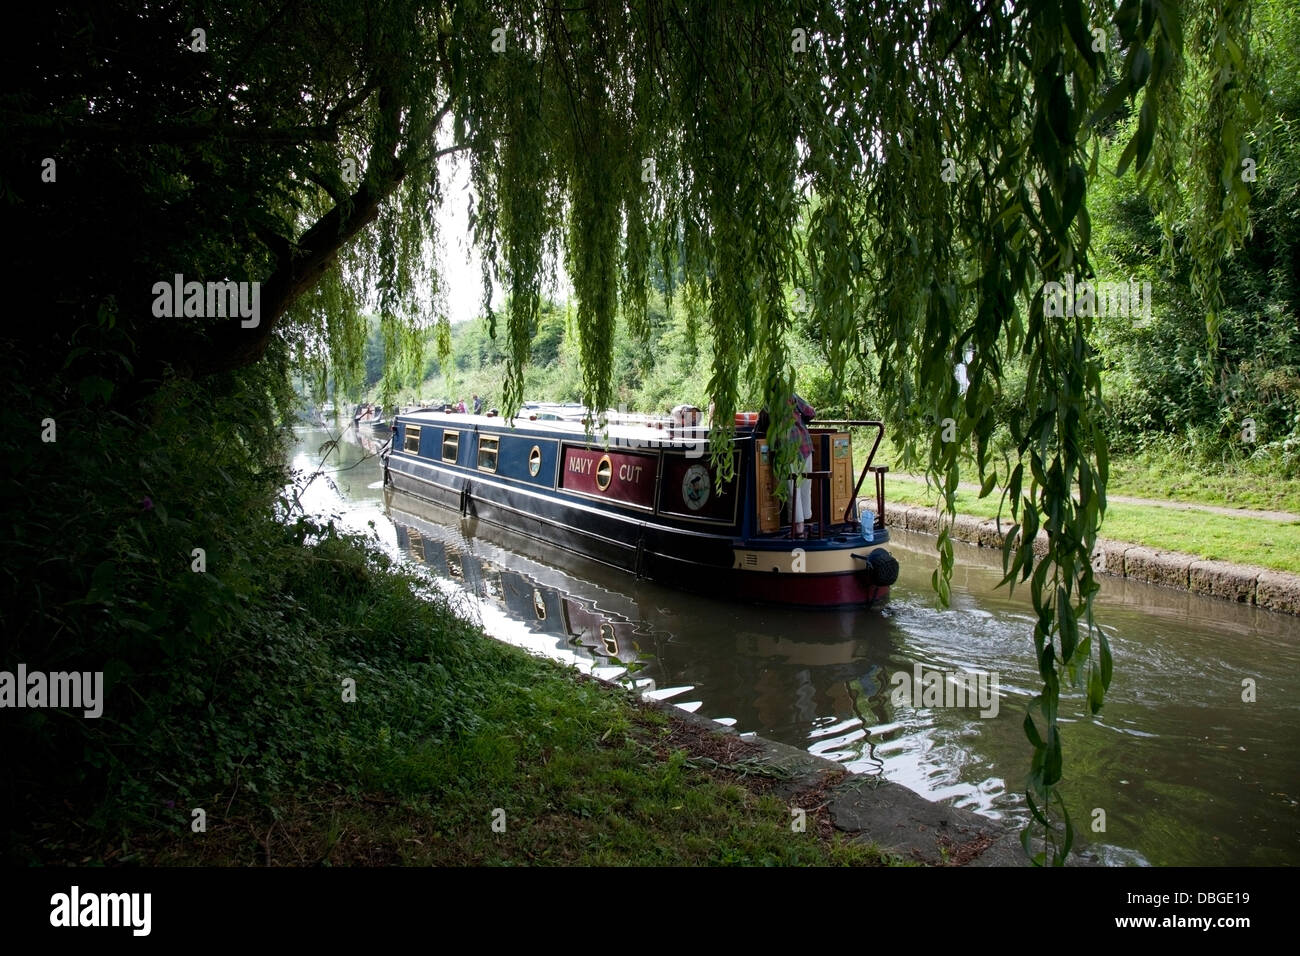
[592,675,1096,867]
[886,504,1300,616]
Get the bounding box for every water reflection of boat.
[387,496,911,762]
[383,404,900,609]
[498,567,568,637]
[397,523,450,576]
[393,507,649,669]
[561,598,642,664]
[350,426,388,457]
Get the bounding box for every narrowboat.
[381,405,899,608]
[354,403,394,428]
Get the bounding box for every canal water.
[291,424,1300,866]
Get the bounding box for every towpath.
[890,473,1299,523]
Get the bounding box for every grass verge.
[14,527,900,867]
[1105,449,1300,513]
[885,476,1300,574]
[861,434,1300,514]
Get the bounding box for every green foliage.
[888,474,1300,574]
[1089,0,1299,472]
[1,329,299,851]
[4,0,1279,865]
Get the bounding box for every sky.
[437,151,491,325]
[436,150,572,326]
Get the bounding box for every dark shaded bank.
[4,511,911,867]
[6,509,1039,866]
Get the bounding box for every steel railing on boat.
[780,420,888,540]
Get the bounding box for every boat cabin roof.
[395,408,735,449]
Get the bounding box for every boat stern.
[730,533,898,608]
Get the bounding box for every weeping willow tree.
[5,0,1260,862]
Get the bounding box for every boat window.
[478,435,499,472]
[403,424,421,454]
[595,455,612,491]
[528,445,542,477]
[442,430,459,463]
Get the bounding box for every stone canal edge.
[888,504,1300,616]
[579,675,1072,867]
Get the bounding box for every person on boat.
[788,393,816,537]
[457,398,467,413]
[472,394,483,415]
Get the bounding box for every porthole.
[528,445,542,477]
[595,455,613,491]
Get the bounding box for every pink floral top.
[789,394,815,458]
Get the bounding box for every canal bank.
[626,684,1052,866]
[886,504,1300,616]
[290,426,1300,867]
